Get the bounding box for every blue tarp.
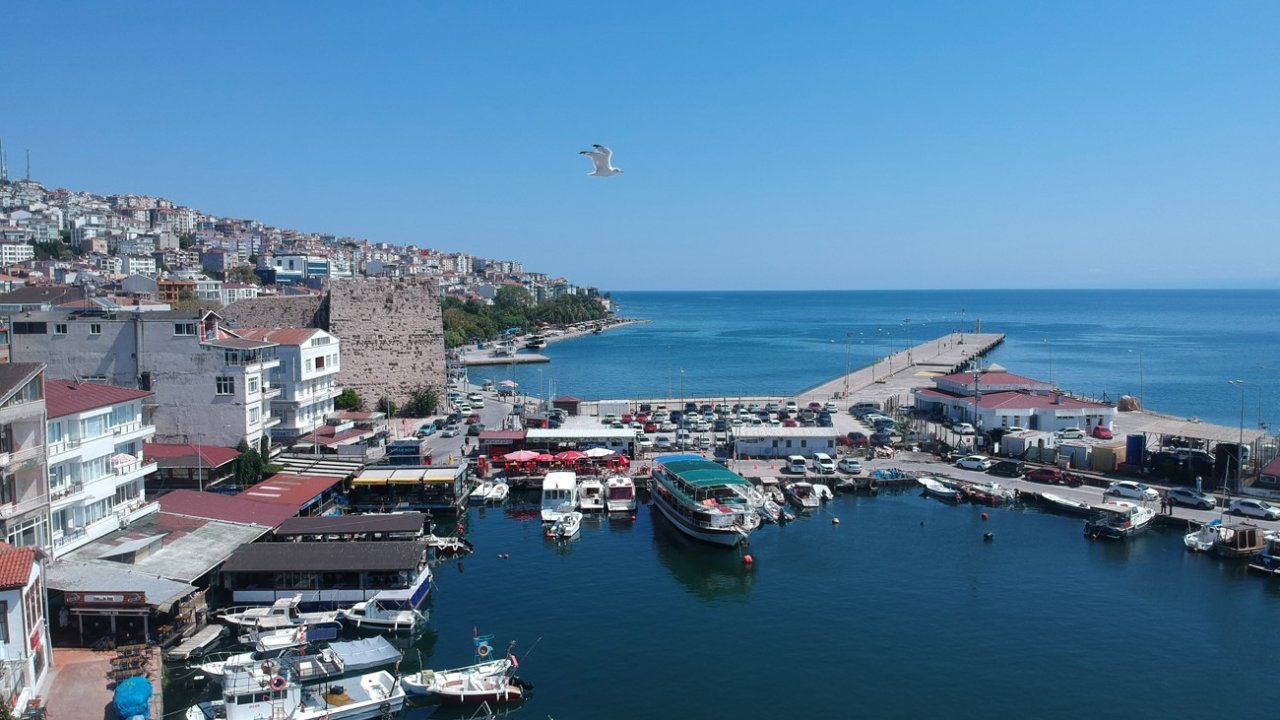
[113,676,152,720]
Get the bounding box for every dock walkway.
[165,623,226,661]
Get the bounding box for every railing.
[112,422,144,437]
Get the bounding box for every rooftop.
[237,473,342,507]
[62,511,269,583]
[46,378,153,419]
[220,541,427,574]
[143,442,240,469]
[45,560,195,610]
[655,458,751,487]
[233,327,325,346]
[201,337,277,350]
[158,489,300,528]
[0,362,43,404]
[0,542,36,590]
[273,512,427,537]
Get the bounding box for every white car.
[1228,498,1280,520]
[637,435,654,449]
[838,457,863,473]
[955,455,993,471]
[812,453,836,474]
[1106,481,1159,501]
[785,400,799,413]
[1056,427,1085,440]
[765,402,781,412]
[823,402,839,413]
[441,425,461,438]
[953,422,975,435]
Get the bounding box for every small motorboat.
[812,483,834,502]
[485,482,510,504]
[1184,518,1227,553]
[339,594,426,632]
[1040,492,1096,517]
[578,478,606,512]
[784,481,821,510]
[470,481,495,504]
[549,511,583,540]
[918,477,961,503]
[404,636,529,705]
[604,476,637,512]
[1214,522,1267,559]
[216,595,341,633]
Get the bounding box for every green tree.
[32,239,72,261]
[493,285,534,314]
[178,232,195,249]
[377,396,397,416]
[335,388,365,411]
[404,384,439,417]
[233,440,266,485]
[226,266,261,285]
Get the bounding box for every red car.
[1091,426,1114,439]
[1025,467,1084,487]
[622,413,634,423]
[644,422,658,433]
[465,413,481,424]
[782,418,799,427]
[808,402,823,412]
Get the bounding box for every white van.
[786,455,808,474]
[812,453,836,474]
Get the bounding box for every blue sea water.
[484,289,1280,428]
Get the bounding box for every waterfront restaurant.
[346,464,470,513]
[270,512,427,543]
[218,540,431,607]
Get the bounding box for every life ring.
[476,642,492,658]
[270,675,287,691]
[867,478,879,492]
[379,702,392,714]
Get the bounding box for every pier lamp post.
[1129,349,1144,409]
[844,332,852,398]
[537,368,544,413]
[1229,380,1246,495]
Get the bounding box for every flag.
[510,653,519,669]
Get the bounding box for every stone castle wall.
[221,277,445,406]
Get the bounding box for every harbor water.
[486,289,1280,427]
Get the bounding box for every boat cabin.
[541,471,579,522]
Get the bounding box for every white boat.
[812,483,834,502]
[403,635,527,705]
[340,593,427,632]
[578,478,606,512]
[1084,501,1156,540]
[784,481,821,510]
[604,476,637,513]
[216,594,342,632]
[1184,518,1227,552]
[541,471,579,524]
[918,477,961,502]
[185,659,405,720]
[649,457,761,547]
[470,480,495,504]
[485,481,510,504]
[1040,492,1096,517]
[549,511,583,540]
[196,627,308,679]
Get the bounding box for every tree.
[32,239,72,261]
[335,388,365,411]
[494,285,534,314]
[233,440,266,485]
[178,232,194,250]
[377,396,397,416]
[404,384,439,417]
[226,266,261,285]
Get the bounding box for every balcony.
[261,386,282,399]
[261,415,282,429]
[49,480,84,504]
[112,454,158,478]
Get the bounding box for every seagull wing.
[579,149,610,174]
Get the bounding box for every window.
[0,601,7,642]
[314,356,325,370]
[216,376,235,395]
[54,324,68,335]
[0,425,12,453]
[0,474,16,505]
[90,323,102,335]
[12,322,46,335]
[249,407,260,424]
[247,377,259,393]
[173,322,197,336]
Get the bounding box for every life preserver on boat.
[476,642,492,658]
[379,701,392,714]
[270,675,287,691]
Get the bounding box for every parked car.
[955,455,994,471]
[415,424,437,438]
[765,402,781,413]
[1057,427,1085,440]
[988,459,1025,478]
[655,436,673,450]
[1106,480,1159,501]
[1167,487,1216,510]
[441,424,461,437]
[782,418,798,427]
[812,453,836,474]
[1091,426,1114,439]
[1228,498,1280,520]
[1025,467,1083,486]
[823,402,839,413]
[870,431,897,445]
[786,455,808,474]
[637,435,654,449]
[465,413,481,424]
[467,423,484,436]
[953,422,975,435]
[785,400,799,413]
[838,457,863,473]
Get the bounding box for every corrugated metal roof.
[237,473,341,507]
[45,378,153,419]
[732,426,840,438]
[45,560,194,607]
[274,513,426,537]
[220,541,426,573]
[158,490,299,528]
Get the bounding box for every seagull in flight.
[579,144,623,176]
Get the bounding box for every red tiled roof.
[157,489,299,528]
[143,442,241,468]
[233,327,322,346]
[46,378,154,419]
[238,473,341,507]
[0,544,36,590]
[916,387,1111,410]
[937,371,1045,386]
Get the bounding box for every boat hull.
[650,490,748,547]
[1084,519,1151,540]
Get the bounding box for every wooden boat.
[1084,501,1155,540]
[403,637,528,705]
[1213,523,1267,559]
[918,477,961,503]
[1184,518,1227,553]
[1246,531,1280,576]
[185,659,405,720]
[1040,492,1096,517]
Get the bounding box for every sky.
[3,2,1278,291]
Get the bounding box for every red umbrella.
[503,450,540,462]
[535,453,555,462]
[554,450,587,462]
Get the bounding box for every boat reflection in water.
[649,504,754,600]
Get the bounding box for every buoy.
[984,532,994,541]
[832,517,841,525]
[743,554,754,566]
[981,512,989,521]
[919,521,925,526]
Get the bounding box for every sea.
[170,291,1280,718]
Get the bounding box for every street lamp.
[844,332,852,398]
[1129,349,1144,409]
[1229,379,1246,495]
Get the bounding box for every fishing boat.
[918,477,961,503]
[216,594,342,633]
[540,471,579,524]
[195,627,310,680]
[578,478,606,512]
[1213,522,1267,559]
[784,481,821,510]
[340,592,428,632]
[403,636,529,705]
[548,511,583,540]
[1246,531,1280,577]
[485,481,510,504]
[470,480,495,504]
[1184,518,1227,553]
[210,636,403,686]
[1040,492,1097,517]
[184,658,405,720]
[604,476,637,513]
[649,456,761,547]
[1083,501,1155,540]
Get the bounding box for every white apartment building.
[0,544,50,713]
[0,364,50,551]
[0,242,34,266]
[121,255,158,277]
[219,282,259,306]
[234,328,341,442]
[45,379,158,558]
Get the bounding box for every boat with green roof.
[650,456,761,547]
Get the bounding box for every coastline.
[538,317,649,346]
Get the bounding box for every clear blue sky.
[5,2,1278,291]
